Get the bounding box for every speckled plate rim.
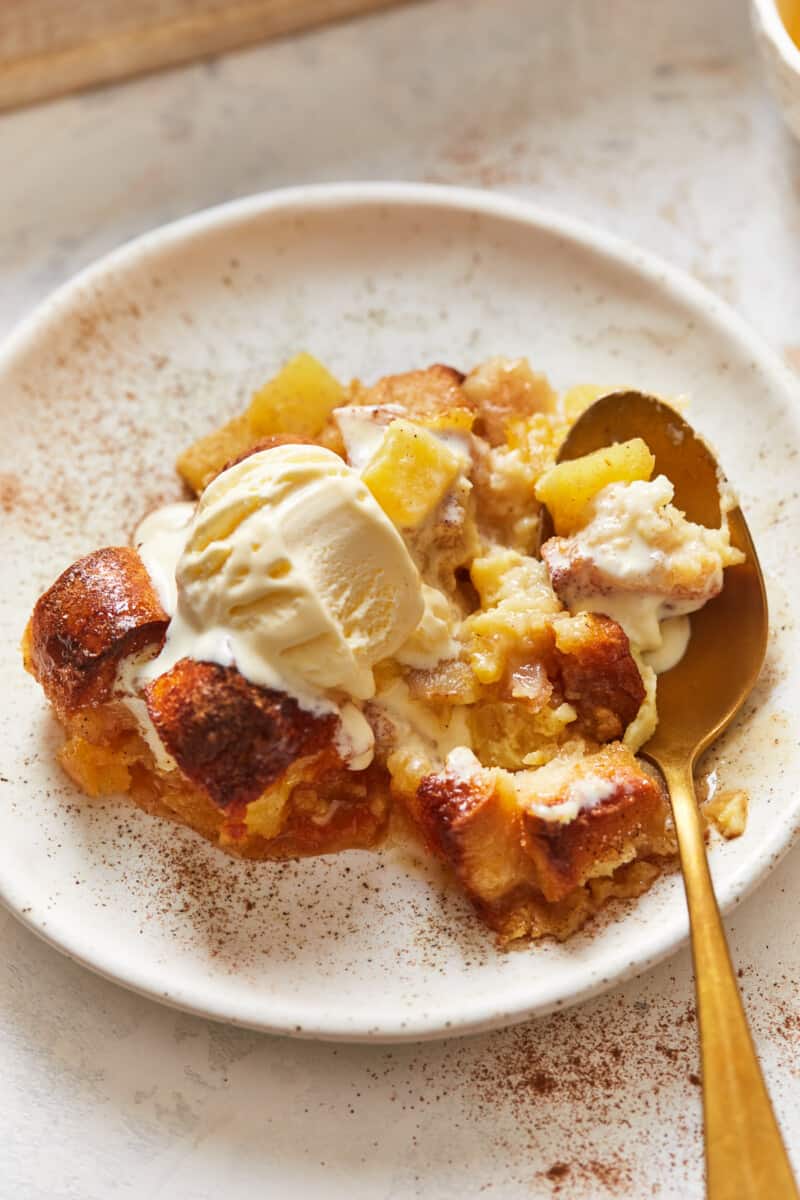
[2,182,799,1043]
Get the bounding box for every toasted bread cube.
[535,438,655,535]
[248,353,343,437]
[403,743,668,925]
[24,547,169,717]
[359,364,467,422]
[518,745,668,902]
[145,659,337,814]
[552,612,646,742]
[176,413,254,494]
[462,357,557,444]
[362,419,462,528]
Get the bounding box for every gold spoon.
[553,391,797,1200]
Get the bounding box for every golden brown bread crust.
[520,759,667,903]
[25,547,168,718]
[550,613,646,741]
[412,768,528,904]
[145,658,339,815]
[404,743,668,938]
[473,612,645,757]
[462,357,557,446]
[360,364,468,419]
[55,700,391,858]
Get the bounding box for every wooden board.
[0,0,410,112]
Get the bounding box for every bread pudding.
[23,354,745,942]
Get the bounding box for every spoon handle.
[660,760,798,1200]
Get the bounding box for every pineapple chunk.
[362,419,462,528]
[58,736,132,797]
[248,352,343,437]
[420,407,476,433]
[245,790,288,840]
[471,549,560,612]
[705,789,748,839]
[561,384,613,421]
[177,354,343,494]
[535,438,655,535]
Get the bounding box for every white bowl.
[2,183,800,1041]
[752,0,800,138]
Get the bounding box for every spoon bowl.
[549,390,796,1200]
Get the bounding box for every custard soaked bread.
[24,355,743,942]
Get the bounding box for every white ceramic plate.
[2,183,799,1042]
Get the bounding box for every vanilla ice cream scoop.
[142,444,423,708]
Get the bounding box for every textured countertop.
[1,1,798,1196]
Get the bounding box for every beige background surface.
[0,1,798,1196]
[0,0,410,111]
